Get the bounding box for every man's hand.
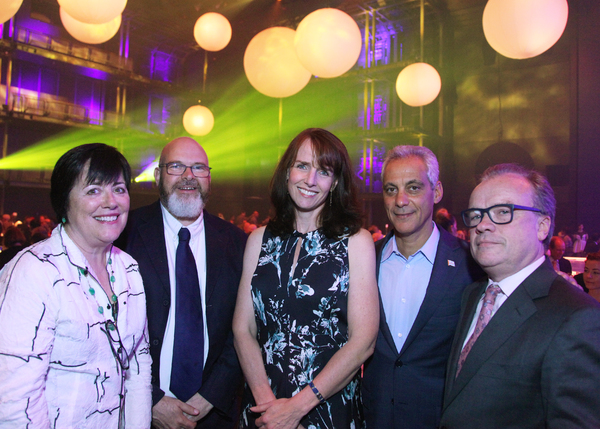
[185,393,214,422]
[151,396,200,429]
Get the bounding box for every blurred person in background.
[435,208,459,237]
[549,236,572,275]
[0,226,27,270]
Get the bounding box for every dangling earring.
[62,217,67,224]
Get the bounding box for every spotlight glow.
[134,161,159,183]
[1,75,358,186]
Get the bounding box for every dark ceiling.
[27,0,487,105]
[123,0,432,58]
[118,0,479,93]
[120,0,486,55]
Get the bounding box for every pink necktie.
[553,260,559,272]
[456,283,502,376]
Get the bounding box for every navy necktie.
[170,227,204,401]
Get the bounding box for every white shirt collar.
[382,222,440,263]
[492,255,546,297]
[160,203,204,239]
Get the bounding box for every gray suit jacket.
[441,259,600,429]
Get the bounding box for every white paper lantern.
[395,63,442,107]
[244,27,312,98]
[57,0,126,24]
[483,0,569,59]
[0,0,23,24]
[194,12,232,52]
[60,8,121,45]
[183,105,215,136]
[294,8,362,78]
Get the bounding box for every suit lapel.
[446,261,556,404]
[399,230,462,354]
[139,201,170,296]
[203,211,223,304]
[375,233,400,354]
[444,280,484,400]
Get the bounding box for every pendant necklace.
[82,256,118,321]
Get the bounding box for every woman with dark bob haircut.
[234,128,379,428]
[0,143,151,428]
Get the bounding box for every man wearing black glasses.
[440,163,600,429]
[118,137,247,429]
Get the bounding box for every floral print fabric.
[242,228,362,429]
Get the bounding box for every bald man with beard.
[118,137,247,429]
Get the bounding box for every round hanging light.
[0,0,23,24]
[395,62,442,107]
[294,8,362,78]
[193,12,232,52]
[183,105,215,136]
[57,0,126,24]
[244,27,312,98]
[482,0,569,59]
[60,8,121,44]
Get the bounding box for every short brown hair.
[586,252,600,262]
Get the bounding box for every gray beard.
[165,192,204,221]
[159,176,208,222]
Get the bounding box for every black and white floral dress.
[241,228,362,429]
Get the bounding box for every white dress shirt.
[159,204,209,398]
[461,255,545,350]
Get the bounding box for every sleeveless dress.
[240,228,363,429]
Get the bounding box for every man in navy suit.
[440,164,600,428]
[362,146,482,429]
[119,137,246,429]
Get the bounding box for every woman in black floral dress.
[233,128,379,429]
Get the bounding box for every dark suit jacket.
[118,201,247,427]
[440,259,600,429]
[574,272,588,292]
[362,228,483,429]
[584,239,600,254]
[557,257,572,275]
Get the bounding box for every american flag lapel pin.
[448,260,455,267]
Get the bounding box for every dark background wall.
[576,0,600,233]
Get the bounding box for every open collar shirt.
[379,223,440,353]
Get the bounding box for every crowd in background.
[1,208,598,307]
[5,209,597,263]
[220,208,600,259]
[217,207,600,304]
[0,213,56,270]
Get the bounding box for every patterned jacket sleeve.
[0,251,57,426]
[122,255,153,428]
